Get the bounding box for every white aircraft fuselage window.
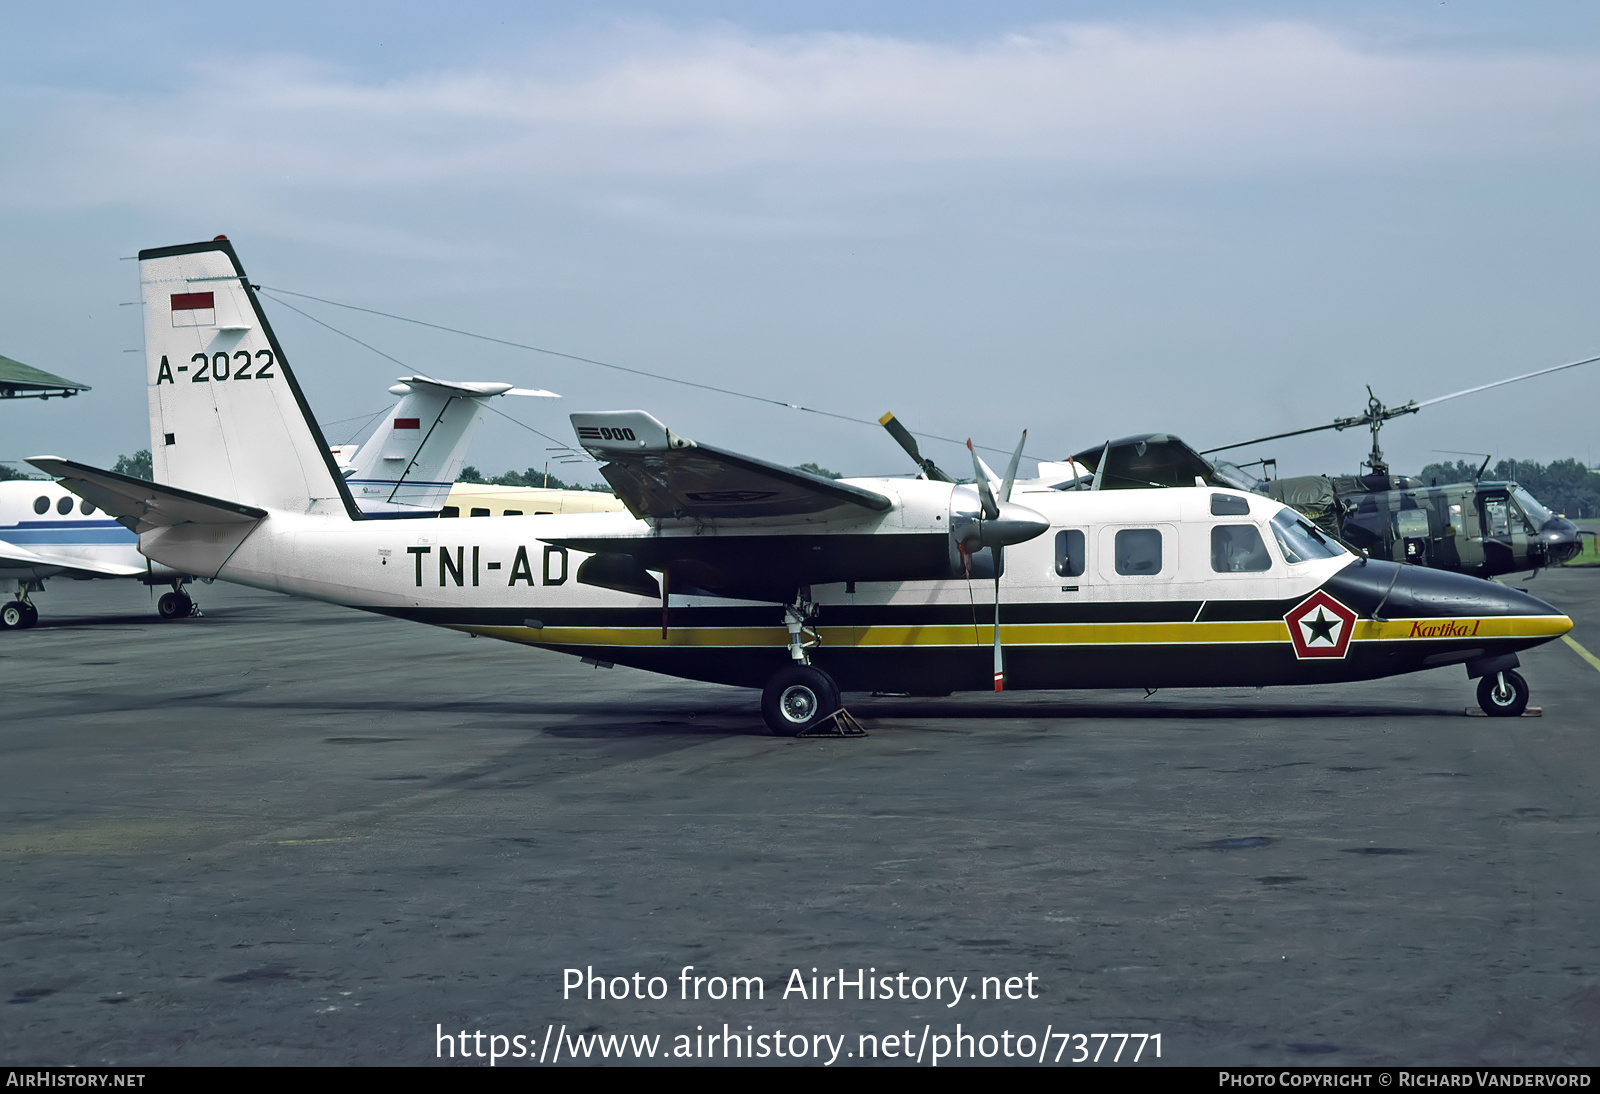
[32,496,48,514]
[1114,528,1162,575]
[1055,529,1086,577]
[1211,524,1272,572]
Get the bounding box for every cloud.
[3,15,1600,255]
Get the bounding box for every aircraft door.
[1476,490,1523,574]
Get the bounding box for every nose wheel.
[1476,669,1529,718]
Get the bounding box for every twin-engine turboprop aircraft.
[30,238,1575,732]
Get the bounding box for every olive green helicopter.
[1062,354,1598,580]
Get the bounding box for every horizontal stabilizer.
[26,456,266,534]
[389,375,559,399]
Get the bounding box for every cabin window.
[535,511,553,516]
[80,500,95,515]
[56,497,73,515]
[1210,493,1251,516]
[470,507,491,517]
[439,506,460,518]
[1054,530,1086,576]
[1394,509,1430,539]
[502,509,523,517]
[1114,528,1163,575]
[33,496,49,514]
[1211,524,1272,572]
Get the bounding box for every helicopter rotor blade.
[1201,420,1352,455]
[1204,352,1600,456]
[1411,353,1600,409]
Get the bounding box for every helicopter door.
[1476,490,1526,575]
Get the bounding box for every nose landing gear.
[1476,669,1530,718]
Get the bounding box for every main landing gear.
[1476,669,1530,718]
[156,579,201,620]
[762,664,843,736]
[0,581,41,630]
[759,586,863,737]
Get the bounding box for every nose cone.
[982,501,1050,548]
[1538,516,1583,567]
[1329,559,1571,633]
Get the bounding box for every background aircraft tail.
[140,238,357,518]
[335,376,558,516]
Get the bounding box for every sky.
[3,1,1600,486]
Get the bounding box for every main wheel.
[1477,670,1529,718]
[20,603,38,629]
[157,592,193,620]
[0,601,24,630]
[761,665,841,737]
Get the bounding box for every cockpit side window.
[1511,487,1554,530]
[1269,510,1346,563]
[1211,524,1272,572]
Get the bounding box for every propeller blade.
[992,550,1005,692]
[880,412,955,482]
[1000,430,1027,503]
[967,439,999,520]
[1090,442,1110,491]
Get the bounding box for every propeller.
[880,412,955,482]
[965,431,1030,692]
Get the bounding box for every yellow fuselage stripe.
[460,615,1569,649]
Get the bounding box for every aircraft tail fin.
[140,238,358,518]
[343,376,558,515]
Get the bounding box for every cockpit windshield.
[1270,509,1348,564]
[1511,486,1554,529]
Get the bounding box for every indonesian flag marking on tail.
[171,291,215,328]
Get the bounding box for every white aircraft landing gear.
[1,582,41,630]
[1477,669,1530,718]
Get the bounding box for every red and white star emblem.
[1284,590,1359,660]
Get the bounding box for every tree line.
[1416,458,1600,518]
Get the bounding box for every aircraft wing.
[572,411,892,521]
[26,457,267,534]
[0,537,145,577]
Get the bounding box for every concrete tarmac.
[2,570,1597,1067]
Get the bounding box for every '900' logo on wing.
[1284,590,1359,660]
